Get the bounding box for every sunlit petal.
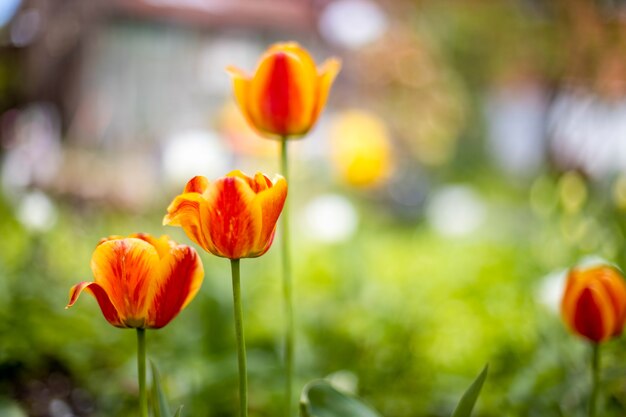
[253,175,287,256]
[164,192,215,254]
[131,233,172,259]
[184,175,210,194]
[313,58,342,123]
[226,66,254,131]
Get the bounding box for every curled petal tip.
[274,41,299,48]
[322,57,342,72]
[184,176,210,194]
[227,169,248,178]
[226,65,247,78]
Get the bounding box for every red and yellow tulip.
[227,42,341,138]
[66,234,204,329]
[561,264,626,343]
[164,170,287,260]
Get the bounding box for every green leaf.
[451,364,489,417]
[300,380,382,417]
[173,405,183,417]
[150,360,171,417]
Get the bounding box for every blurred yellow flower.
[330,110,393,187]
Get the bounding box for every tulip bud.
[561,264,626,343]
[227,42,341,139]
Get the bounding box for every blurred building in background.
[0,0,332,211]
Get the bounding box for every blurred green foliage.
[1,168,626,416]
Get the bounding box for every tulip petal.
[253,175,288,256]
[312,58,342,123]
[205,176,262,259]
[67,281,124,327]
[269,42,317,69]
[573,286,614,342]
[251,50,317,136]
[147,244,204,328]
[253,172,272,191]
[227,170,256,189]
[596,269,626,335]
[226,66,254,131]
[98,235,125,245]
[562,271,586,326]
[131,233,172,259]
[227,170,271,193]
[91,238,160,328]
[164,192,215,255]
[184,175,210,194]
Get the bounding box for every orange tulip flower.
[561,264,626,343]
[66,233,204,329]
[164,170,287,260]
[226,42,341,139]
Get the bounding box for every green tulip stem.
[589,343,600,417]
[280,136,294,417]
[231,259,248,417]
[137,328,148,417]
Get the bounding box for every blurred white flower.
[49,399,73,417]
[426,186,486,237]
[2,103,62,198]
[16,191,57,233]
[303,194,358,243]
[319,0,387,49]
[536,269,567,314]
[162,129,228,187]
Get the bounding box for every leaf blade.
[150,360,171,417]
[451,364,489,417]
[300,380,382,417]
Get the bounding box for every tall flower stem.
[136,328,148,417]
[231,259,248,417]
[589,343,600,417]
[280,137,294,417]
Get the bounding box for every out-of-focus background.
[2,0,626,416]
